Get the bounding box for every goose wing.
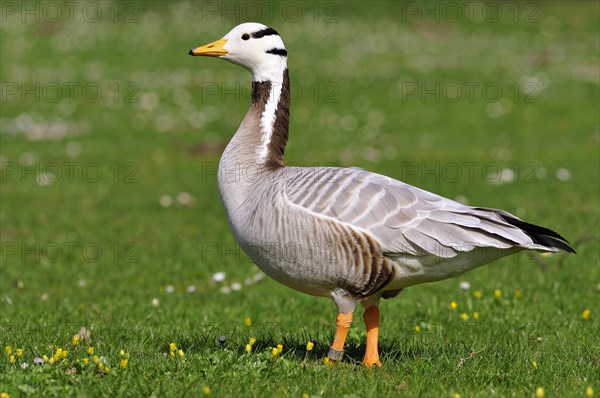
[282,167,569,258]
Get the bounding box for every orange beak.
[189,38,228,57]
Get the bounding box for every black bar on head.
[252,27,279,39]
[266,48,287,57]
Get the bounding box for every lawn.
[1,1,599,397]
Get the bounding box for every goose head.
[190,22,287,82]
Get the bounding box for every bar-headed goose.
[189,23,574,367]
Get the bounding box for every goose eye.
[241,33,250,41]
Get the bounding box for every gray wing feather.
[283,167,539,258]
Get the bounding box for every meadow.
[0,1,598,397]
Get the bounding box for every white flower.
[212,272,226,282]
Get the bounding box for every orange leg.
[328,312,353,362]
[363,306,382,367]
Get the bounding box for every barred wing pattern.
[282,167,560,260]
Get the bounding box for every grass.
[1,1,599,397]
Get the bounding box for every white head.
[190,23,287,82]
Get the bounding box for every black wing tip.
[498,214,576,254]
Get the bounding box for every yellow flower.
[9,355,15,364]
[306,341,314,351]
[92,355,99,364]
[535,387,545,398]
[473,312,479,320]
[323,357,330,365]
[42,355,49,362]
[49,357,55,364]
[460,313,469,321]
[15,348,23,357]
[586,386,594,398]
[244,317,252,327]
[87,347,94,355]
[98,363,104,370]
[119,350,125,357]
[276,344,283,354]
[249,337,256,346]
[169,342,177,351]
[4,346,12,355]
[245,344,252,353]
[271,347,280,358]
[120,358,129,369]
[302,394,309,398]
[494,289,502,298]
[1,392,10,398]
[532,361,538,369]
[414,325,421,333]
[169,351,175,358]
[71,336,80,346]
[177,349,185,358]
[202,386,211,395]
[582,309,591,320]
[104,367,110,374]
[450,301,457,310]
[514,290,522,298]
[82,358,89,366]
[452,393,461,398]
[61,350,67,358]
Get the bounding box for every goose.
[189,22,575,367]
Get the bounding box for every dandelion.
[249,337,256,346]
[244,317,252,327]
[170,351,175,358]
[514,290,522,298]
[585,386,593,397]
[104,367,110,374]
[323,357,330,365]
[532,360,538,369]
[459,281,470,290]
[1,392,10,398]
[169,342,177,352]
[120,350,125,357]
[414,325,421,333]
[472,290,482,299]
[71,336,80,346]
[271,347,280,358]
[15,348,23,357]
[202,386,211,395]
[535,386,545,398]
[306,341,314,351]
[245,344,252,353]
[98,363,104,370]
[48,357,55,365]
[87,347,94,355]
[92,355,99,364]
[473,312,479,320]
[120,358,129,369]
[82,358,89,366]
[42,355,49,363]
[582,309,591,320]
[276,344,283,354]
[460,313,469,321]
[4,346,12,355]
[61,350,67,358]
[494,289,502,298]
[450,301,458,310]
[177,349,185,358]
[452,393,461,398]
[302,394,309,398]
[9,355,15,364]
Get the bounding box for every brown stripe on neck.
[251,69,290,170]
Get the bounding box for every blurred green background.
[1,1,598,397]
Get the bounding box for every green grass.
[1,1,599,397]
